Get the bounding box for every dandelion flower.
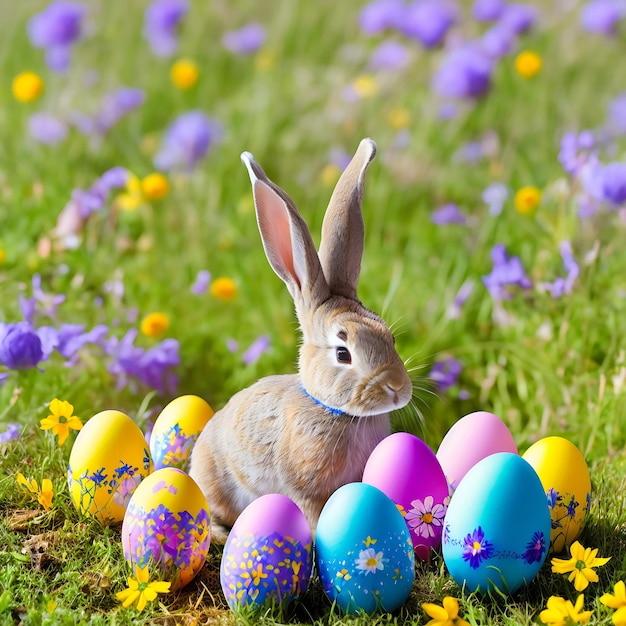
[515,51,542,78]
[141,173,170,200]
[422,596,470,626]
[140,312,170,338]
[16,473,54,511]
[40,398,83,446]
[210,277,237,301]
[551,540,611,591]
[116,565,171,611]
[600,580,626,626]
[539,594,592,625]
[170,59,199,89]
[12,72,44,103]
[514,186,542,215]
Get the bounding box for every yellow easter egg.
[121,467,211,590]
[68,410,153,525]
[150,395,214,470]
[522,436,591,553]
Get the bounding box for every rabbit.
[189,138,413,542]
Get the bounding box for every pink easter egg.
[436,411,518,491]
[362,432,450,561]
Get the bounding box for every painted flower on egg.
[405,495,448,539]
[355,548,388,574]
[522,531,547,564]
[462,527,495,569]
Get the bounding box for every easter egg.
[220,494,313,613]
[68,410,152,525]
[436,411,517,491]
[150,395,214,470]
[522,436,591,553]
[122,467,210,590]
[442,452,551,595]
[316,483,415,615]
[362,432,450,561]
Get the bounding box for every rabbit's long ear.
[318,138,376,301]
[241,152,331,312]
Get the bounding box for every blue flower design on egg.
[462,527,494,569]
[521,531,546,564]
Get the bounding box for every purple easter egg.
[362,432,450,561]
[220,494,313,613]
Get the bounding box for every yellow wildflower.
[210,277,238,301]
[12,71,44,103]
[539,595,592,625]
[16,473,54,511]
[551,540,611,592]
[601,580,626,626]
[0,249,6,264]
[170,59,199,89]
[319,163,341,187]
[515,51,542,78]
[422,597,470,626]
[141,173,169,200]
[255,50,276,72]
[388,107,411,131]
[116,565,171,611]
[40,398,83,446]
[352,75,378,98]
[140,312,170,338]
[514,186,542,215]
[115,174,143,211]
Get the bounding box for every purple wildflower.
[143,0,189,57]
[472,0,506,21]
[432,45,493,100]
[359,0,406,34]
[431,203,467,225]
[482,243,532,300]
[222,22,266,56]
[462,527,494,569]
[521,531,546,564]
[27,1,86,72]
[600,161,626,205]
[154,111,223,172]
[400,0,456,48]
[480,23,518,58]
[0,423,21,444]
[558,130,595,177]
[0,322,44,370]
[226,339,239,353]
[72,88,145,137]
[447,280,474,319]
[29,274,66,320]
[499,3,537,35]
[607,92,626,136]
[368,41,410,71]
[191,270,211,295]
[103,330,179,395]
[580,0,624,36]
[482,182,509,216]
[429,357,462,392]
[28,113,68,144]
[328,147,352,171]
[242,335,270,366]
[541,241,579,298]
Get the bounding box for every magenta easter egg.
[436,411,517,491]
[362,433,450,561]
[220,494,313,614]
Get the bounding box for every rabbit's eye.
[336,347,352,364]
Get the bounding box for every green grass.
[1,0,626,624]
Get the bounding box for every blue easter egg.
[315,482,415,615]
[442,452,551,595]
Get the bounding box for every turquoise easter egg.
[315,482,415,615]
[442,452,551,595]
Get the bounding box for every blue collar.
[300,385,347,416]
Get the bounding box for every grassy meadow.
[1,0,626,624]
